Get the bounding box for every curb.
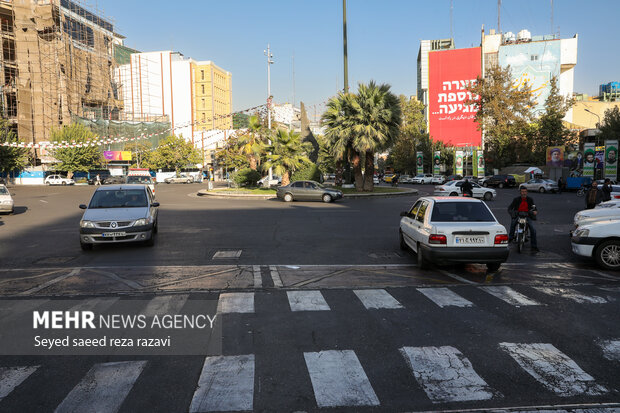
[197,188,418,200]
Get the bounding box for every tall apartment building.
[0,0,122,147]
[116,52,232,144]
[192,61,232,131]
[417,38,455,105]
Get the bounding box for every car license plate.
[517,228,523,233]
[455,236,485,244]
[102,232,126,237]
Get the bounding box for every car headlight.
[573,228,590,237]
[575,215,589,223]
[80,220,95,228]
[133,218,149,226]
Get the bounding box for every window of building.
[201,70,204,80]
[202,113,206,122]
[201,84,205,94]
[530,55,539,61]
[202,99,205,109]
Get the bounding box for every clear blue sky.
[101,0,619,114]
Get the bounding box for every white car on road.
[412,174,434,184]
[258,175,281,187]
[433,180,496,201]
[399,197,509,271]
[572,219,620,270]
[573,201,620,229]
[44,175,75,186]
[431,175,446,185]
[0,184,14,214]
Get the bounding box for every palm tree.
[238,115,266,170]
[350,81,401,191]
[262,129,311,186]
[322,92,357,188]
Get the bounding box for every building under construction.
[0,0,122,150]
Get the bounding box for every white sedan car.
[431,175,446,185]
[412,174,434,184]
[572,219,620,270]
[399,197,509,271]
[573,202,620,229]
[44,175,75,186]
[433,180,496,201]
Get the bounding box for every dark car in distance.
[276,180,343,203]
[481,174,516,188]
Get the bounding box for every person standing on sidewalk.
[585,180,603,209]
[602,178,612,202]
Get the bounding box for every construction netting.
[72,115,170,151]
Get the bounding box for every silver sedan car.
[519,178,559,193]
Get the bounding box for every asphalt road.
[0,182,619,412]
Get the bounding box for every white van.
[126,169,156,195]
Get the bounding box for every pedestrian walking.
[585,180,603,209]
[557,176,563,194]
[95,174,101,186]
[602,178,612,202]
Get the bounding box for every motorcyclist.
[508,187,539,252]
[391,174,399,187]
[461,178,473,197]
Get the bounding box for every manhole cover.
[212,250,242,259]
[34,256,76,264]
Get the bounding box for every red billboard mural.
[428,47,482,147]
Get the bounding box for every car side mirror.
[79,204,87,209]
[400,211,408,217]
[152,202,160,207]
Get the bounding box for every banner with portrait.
[433,151,441,175]
[605,140,618,180]
[583,143,595,177]
[476,150,485,178]
[455,150,464,177]
[596,146,605,170]
[546,146,564,168]
[416,152,424,175]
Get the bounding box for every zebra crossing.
[0,338,618,411]
[0,284,618,411]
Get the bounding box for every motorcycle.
[515,205,536,253]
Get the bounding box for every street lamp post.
[584,108,602,147]
[264,44,274,182]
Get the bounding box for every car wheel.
[283,193,293,202]
[187,180,191,184]
[595,240,620,270]
[145,232,155,247]
[80,242,93,251]
[322,194,332,203]
[152,221,158,234]
[417,243,429,270]
[450,192,458,196]
[486,263,501,272]
[498,183,504,189]
[539,187,546,193]
[482,182,488,187]
[166,181,170,184]
[399,230,408,251]
[483,192,493,201]
[45,181,50,185]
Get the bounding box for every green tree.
[316,134,336,175]
[599,106,620,142]
[50,123,102,176]
[238,115,266,170]
[123,141,153,169]
[322,91,356,186]
[467,65,535,168]
[262,129,311,186]
[532,76,576,162]
[233,113,250,129]
[150,135,201,173]
[0,121,28,175]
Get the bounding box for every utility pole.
[292,53,296,108]
[343,0,349,93]
[264,44,274,181]
[450,0,453,40]
[550,0,554,35]
[497,0,501,33]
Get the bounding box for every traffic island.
[197,187,418,199]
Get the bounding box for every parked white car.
[399,197,509,271]
[399,175,414,184]
[572,219,620,270]
[433,180,496,201]
[412,174,434,184]
[258,175,281,187]
[0,184,14,214]
[519,178,559,193]
[44,175,75,186]
[573,202,620,228]
[431,175,446,185]
[373,176,379,184]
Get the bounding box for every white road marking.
[499,342,607,396]
[287,290,330,311]
[304,350,379,407]
[438,269,478,285]
[0,366,39,400]
[599,339,620,361]
[535,287,607,304]
[353,289,403,309]
[217,292,254,313]
[69,297,119,313]
[212,250,242,259]
[417,287,474,308]
[252,265,262,288]
[54,361,147,413]
[19,268,81,296]
[400,346,496,403]
[480,286,540,307]
[141,294,188,317]
[189,354,254,412]
[269,265,283,287]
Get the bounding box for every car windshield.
[444,181,456,186]
[126,176,152,184]
[430,201,496,222]
[89,189,148,208]
[0,186,8,195]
